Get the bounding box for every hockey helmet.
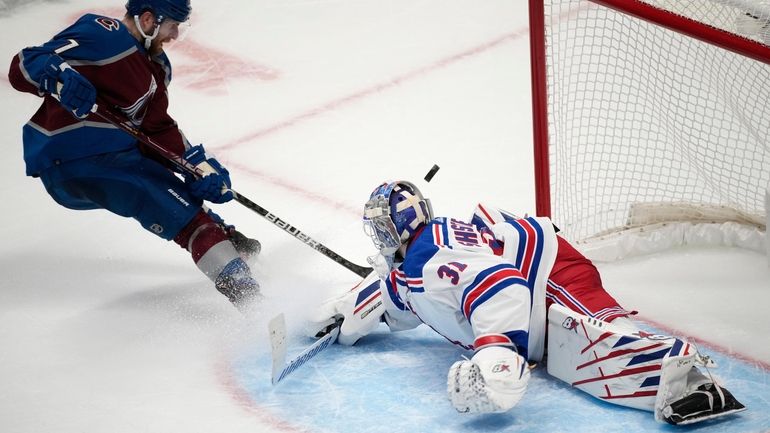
[126,0,192,22]
[363,181,433,258]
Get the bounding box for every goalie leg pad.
[547,303,673,410]
[305,271,385,345]
[546,304,746,423]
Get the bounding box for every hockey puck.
[424,164,440,182]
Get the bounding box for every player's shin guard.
[546,304,745,424]
[175,210,261,309]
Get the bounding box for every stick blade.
[268,313,288,384]
[271,324,340,385]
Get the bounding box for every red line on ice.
[215,357,313,432]
[221,159,363,216]
[217,28,529,151]
[636,315,770,372]
[66,8,279,93]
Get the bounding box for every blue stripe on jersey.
[440,220,450,248]
[510,217,544,288]
[461,263,528,321]
[467,276,528,321]
[546,280,594,317]
[385,274,407,311]
[403,222,441,277]
[503,330,530,360]
[512,222,526,269]
[460,263,509,311]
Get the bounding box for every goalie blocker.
[547,303,746,425]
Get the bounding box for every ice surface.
[0,1,767,432]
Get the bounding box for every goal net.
[530,0,770,259]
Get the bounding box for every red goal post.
[529,0,770,259]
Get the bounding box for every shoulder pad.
[54,14,137,62]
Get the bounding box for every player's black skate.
[206,209,261,259]
[662,382,746,425]
[227,228,261,260]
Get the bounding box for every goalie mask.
[363,181,433,267]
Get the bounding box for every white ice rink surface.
[0,1,768,432]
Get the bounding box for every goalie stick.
[269,313,341,385]
[83,96,372,278]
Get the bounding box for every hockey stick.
[268,313,341,385]
[88,98,372,278]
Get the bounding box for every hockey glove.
[448,346,530,414]
[39,55,96,119]
[183,144,234,204]
[305,271,385,345]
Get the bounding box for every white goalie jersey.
[320,202,745,423]
[379,205,558,361]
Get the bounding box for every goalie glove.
[305,271,385,346]
[448,346,530,414]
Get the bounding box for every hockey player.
[309,180,746,425]
[7,0,260,310]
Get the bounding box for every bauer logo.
[265,213,319,248]
[167,188,190,207]
[360,300,383,319]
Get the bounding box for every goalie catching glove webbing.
[448,346,530,414]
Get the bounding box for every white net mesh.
[541,0,770,243]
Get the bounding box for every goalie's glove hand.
[183,144,234,204]
[305,271,384,346]
[448,346,530,414]
[39,55,96,119]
